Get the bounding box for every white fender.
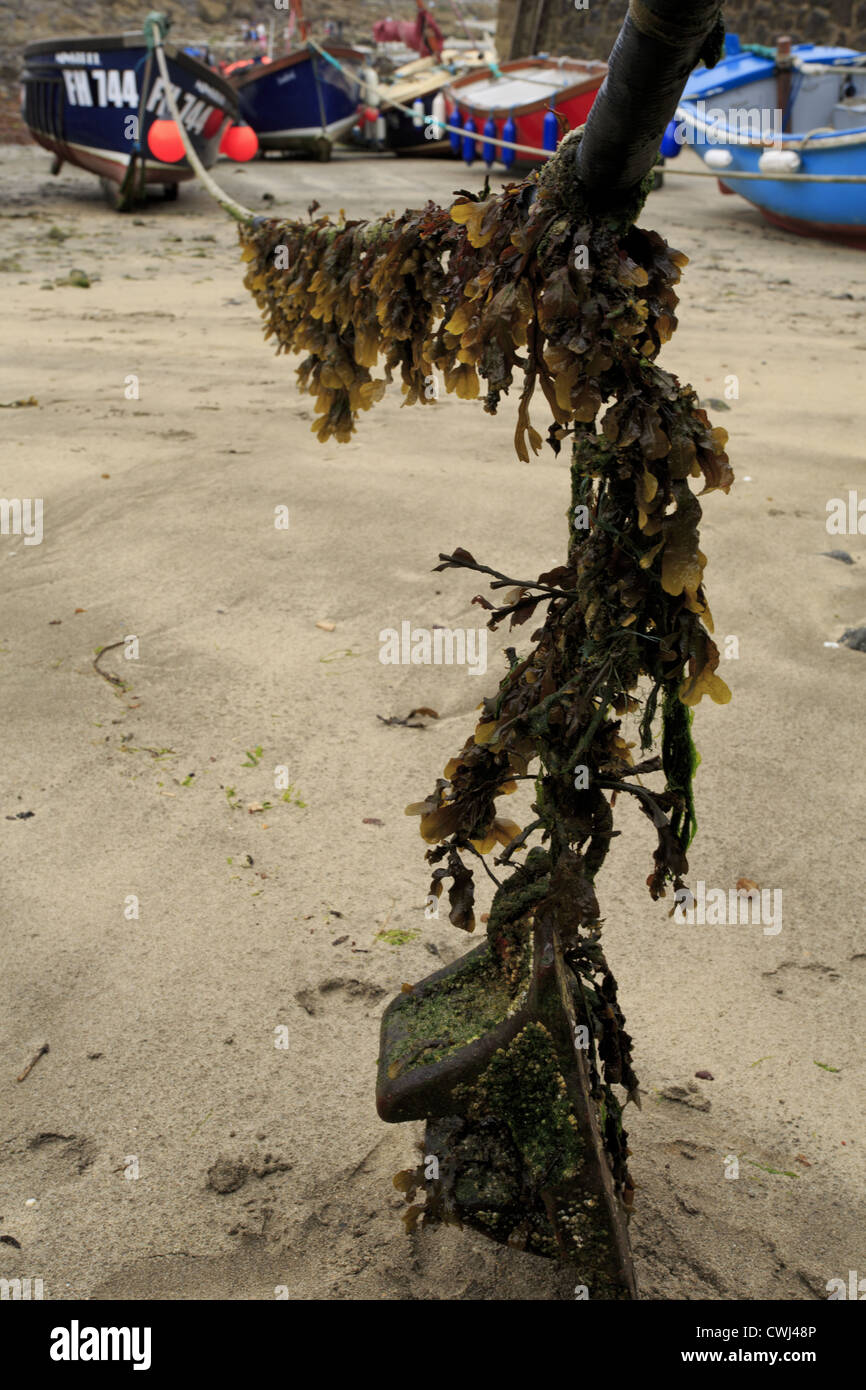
[758,148,802,172]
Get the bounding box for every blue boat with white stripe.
[230,44,363,160]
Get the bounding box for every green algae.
[467,1023,584,1186]
[376,928,420,947]
[388,944,529,1074]
[486,848,550,936]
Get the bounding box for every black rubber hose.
[576,0,725,206]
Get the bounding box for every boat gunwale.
[22,32,238,106]
[229,43,365,92]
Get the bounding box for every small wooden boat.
[674,37,866,247]
[444,55,608,166]
[230,45,364,159]
[228,0,363,160]
[21,32,237,202]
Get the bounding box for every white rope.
[793,58,866,75]
[662,163,866,183]
[474,56,607,93]
[386,104,560,159]
[382,99,866,180]
[151,32,254,222]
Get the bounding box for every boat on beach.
[230,44,364,159]
[674,36,866,246]
[444,55,608,166]
[356,0,490,153]
[227,0,363,160]
[21,31,237,201]
[353,48,493,154]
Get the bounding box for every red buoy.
[220,123,259,161]
[202,107,224,140]
[147,119,185,163]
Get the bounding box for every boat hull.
[445,56,607,165]
[382,90,444,151]
[232,46,362,153]
[21,34,237,186]
[756,206,866,247]
[676,42,866,245]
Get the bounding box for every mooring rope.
[662,163,866,183]
[371,94,866,182]
[150,26,255,222]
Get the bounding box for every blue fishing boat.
[21,31,237,203]
[674,36,866,246]
[230,44,363,159]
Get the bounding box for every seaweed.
[239,125,732,1294]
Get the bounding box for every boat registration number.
[61,68,140,109]
[60,69,219,134]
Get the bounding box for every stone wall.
[495,0,866,62]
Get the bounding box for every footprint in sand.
[294,977,387,1017]
[27,1132,98,1176]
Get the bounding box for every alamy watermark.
[49,1322,151,1369]
[673,880,782,935]
[1,1276,44,1300]
[826,490,866,535]
[673,101,783,147]
[827,1270,866,1299]
[0,498,43,546]
[379,622,487,676]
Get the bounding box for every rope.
[660,163,866,183]
[150,24,255,223]
[483,54,602,94]
[445,0,473,44]
[683,103,866,150]
[740,43,776,59]
[364,81,866,180]
[794,58,866,74]
[795,126,837,147]
[116,48,152,208]
[309,44,330,138]
[310,43,347,76]
[384,102,557,158]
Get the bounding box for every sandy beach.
[1,137,865,1302]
